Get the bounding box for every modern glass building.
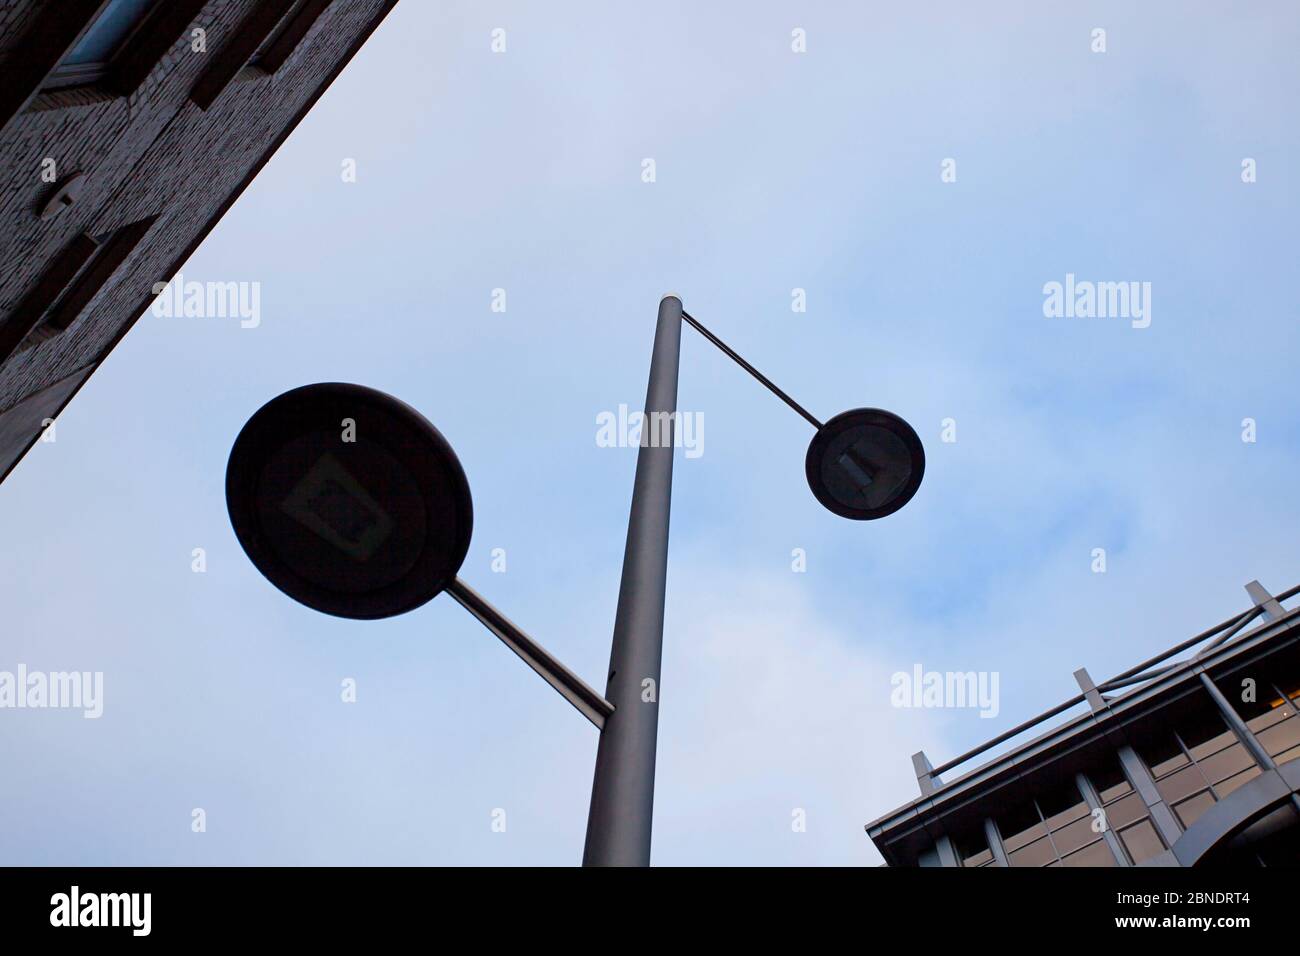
[867,580,1300,867]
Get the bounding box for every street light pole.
[582,294,683,866]
[226,295,923,868]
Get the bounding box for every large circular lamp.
[225,382,473,619]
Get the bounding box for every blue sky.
[2,0,1299,865]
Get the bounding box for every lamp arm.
[446,577,614,730]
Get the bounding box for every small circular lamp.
[805,408,925,520]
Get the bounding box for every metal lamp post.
[582,295,682,866]
[224,295,924,867]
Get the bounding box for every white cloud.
[654,561,948,865]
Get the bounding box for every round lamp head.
[225,383,473,619]
[805,408,924,520]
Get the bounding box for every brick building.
[0,0,397,483]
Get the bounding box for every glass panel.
[1092,759,1133,806]
[1215,765,1262,798]
[1092,761,1133,803]
[1008,835,1057,868]
[1142,736,1190,778]
[1119,819,1165,863]
[954,826,991,868]
[999,803,1046,853]
[1275,743,1300,767]
[1247,704,1292,734]
[1197,742,1255,784]
[63,0,160,65]
[1156,763,1211,805]
[1179,708,1235,761]
[1173,789,1217,828]
[1258,716,1300,758]
[1223,664,1300,727]
[1062,839,1116,867]
[1103,793,1147,830]
[1053,815,1103,855]
[1037,780,1087,829]
[1188,729,1236,761]
[1099,778,1132,803]
[1044,798,1090,832]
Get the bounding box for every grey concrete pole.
[582,294,682,866]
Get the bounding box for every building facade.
[0,0,397,483]
[868,580,1300,867]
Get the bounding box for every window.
[44,0,163,91]
[1173,790,1217,829]
[1089,758,1167,864]
[1061,840,1115,867]
[0,217,158,363]
[191,0,335,110]
[953,826,993,867]
[1136,699,1271,833]
[250,0,335,75]
[1040,780,1110,862]
[1219,655,1300,767]
[4,0,205,131]
[999,780,1117,867]
[1118,819,1164,863]
[999,801,1047,865]
[1247,686,1300,765]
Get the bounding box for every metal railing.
[926,580,1300,783]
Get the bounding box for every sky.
[2,0,1299,865]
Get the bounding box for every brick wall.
[0,0,396,481]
